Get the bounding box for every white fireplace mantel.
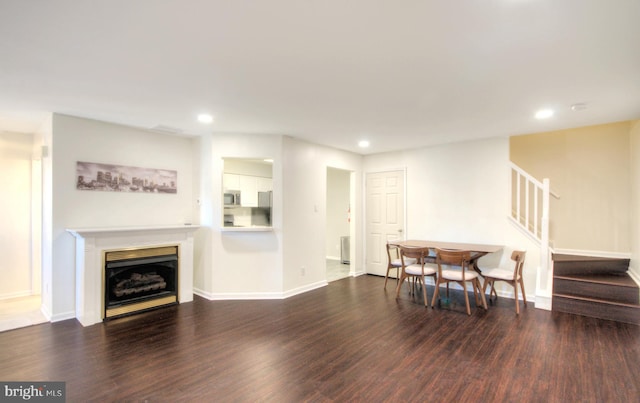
[67,224,200,326]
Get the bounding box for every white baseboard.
[0,290,33,300]
[282,281,328,298]
[208,291,287,300]
[51,310,76,323]
[193,287,215,300]
[195,280,328,301]
[488,288,533,304]
[40,304,52,322]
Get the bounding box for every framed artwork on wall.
[76,161,177,193]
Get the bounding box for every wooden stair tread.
[552,253,630,263]
[554,273,639,288]
[553,293,640,309]
[552,254,630,276]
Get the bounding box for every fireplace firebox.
[104,245,179,320]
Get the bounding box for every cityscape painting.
[76,161,177,193]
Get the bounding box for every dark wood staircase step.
[552,253,639,325]
[553,294,640,325]
[553,273,639,305]
[552,254,630,276]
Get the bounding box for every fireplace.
[104,245,179,319]
[67,225,198,326]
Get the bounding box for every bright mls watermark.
[1,382,65,402]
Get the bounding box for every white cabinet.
[224,173,272,207]
[257,177,273,192]
[240,175,259,207]
[223,173,241,192]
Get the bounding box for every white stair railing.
[509,162,556,310]
[509,163,547,241]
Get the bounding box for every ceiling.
[1,1,639,155]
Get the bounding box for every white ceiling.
[1,0,639,154]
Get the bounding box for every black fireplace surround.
[104,246,178,320]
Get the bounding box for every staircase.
[552,254,640,325]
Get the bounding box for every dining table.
[390,239,504,310]
[390,240,503,270]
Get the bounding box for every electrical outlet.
[300,266,306,276]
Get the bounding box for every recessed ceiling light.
[358,140,370,148]
[535,109,554,120]
[197,114,214,124]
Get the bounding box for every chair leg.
[384,266,391,289]
[462,281,471,315]
[482,278,490,299]
[514,280,520,315]
[421,276,429,307]
[476,279,487,309]
[395,270,406,298]
[472,280,480,306]
[431,281,440,308]
[520,278,527,307]
[493,284,499,299]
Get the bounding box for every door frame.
[325,166,355,281]
[363,168,407,275]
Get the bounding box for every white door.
[366,170,405,276]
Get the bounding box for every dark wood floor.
[1,275,639,402]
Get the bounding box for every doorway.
[0,131,45,332]
[326,167,352,282]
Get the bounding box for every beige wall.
[629,120,640,278]
[510,121,632,253]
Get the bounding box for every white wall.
[50,114,196,320]
[363,137,540,302]
[195,133,284,298]
[326,168,350,259]
[0,131,34,298]
[194,134,363,299]
[282,137,363,292]
[39,115,53,318]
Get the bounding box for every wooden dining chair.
[431,248,487,315]
[481,250,527,314]
[395,246,437,307]
[385,242,418,290]
[384,243,402,290]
